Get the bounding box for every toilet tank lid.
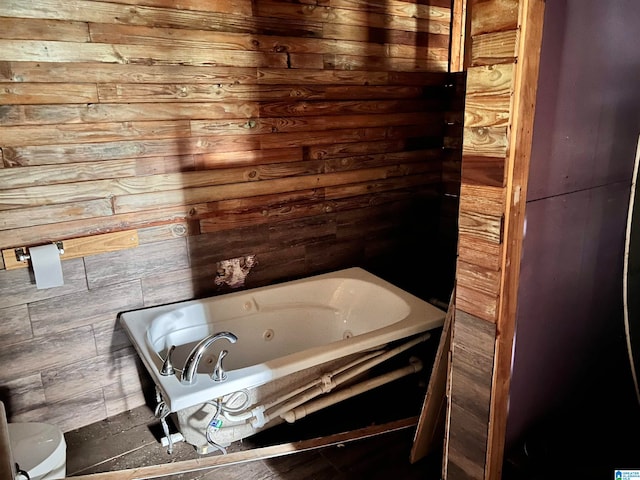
[8,423,66,477]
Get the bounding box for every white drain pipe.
[161,432,185,448]
[211,332,431,440]
[330,332,430,387]
[281,357,423,423]
[222,349,386,424]
[263,349,386,411]
[265,332,431,421]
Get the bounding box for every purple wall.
[507,0,640,446]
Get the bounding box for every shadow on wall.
[0,387,12,419]
[0,0,460,436]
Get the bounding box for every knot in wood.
[172,224,187,237]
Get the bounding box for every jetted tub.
[120,267,445,452]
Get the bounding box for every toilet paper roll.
[30,244,64,289]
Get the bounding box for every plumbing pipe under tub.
[161,432,185,448]
[281,357,423,423]
[222,350,386,424]
[209,333,432,443]
[264,332,431,421]
[210,357,424,446]
[328,332,430,388]
[263,349,386,411]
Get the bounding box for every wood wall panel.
[0,161,140,189]
[0,258,88,309]
[46,389,108,433]
[447,0,544,478]
[456,261,501,297]
[455,284,497,322]
[0,305,32,348]
[469,0,519,37]
[0,62,258,84]
[462,126,508,158]
[0,1,325,36]
[460,155,505,187]
[1,120,193,147]
[464,64,513,127]
[457,234,502,271]
[140,264,211,306]
[28,281,144,335]
[484,1,545,477]
[459,184,505,216]
[0,0,456,435]
[0,83,99,105]
[470,30,518,66]
[447,309,495,479]
[0,326,97,379]
[1,374,49,424]
[0,208,179,248]
[458,210,502,244]
[84,238,189,288]
[88,0,253,17]
[0,17,91,42]
[0,40,290,67]
[103,372,150,418]
[1,199,114,231]
[41,350,140,404]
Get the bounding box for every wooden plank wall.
[0,0,458,432]
[445,0,544,479]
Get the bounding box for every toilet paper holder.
[15,242,65,262]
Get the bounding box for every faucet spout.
[181,331,237,385]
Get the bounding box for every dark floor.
[64,403,442,480]
[64,347,444,480]
[63,331,640,480]
[502,333,640,479]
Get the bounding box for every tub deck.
[120,267,445,414]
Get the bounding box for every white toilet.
[8,422,66,480]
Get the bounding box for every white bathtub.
[121,267,445,450]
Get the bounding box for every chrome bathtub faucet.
[181,332,238,385]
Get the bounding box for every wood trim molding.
[410,293,454,463]
[449,0,468,72]
[485,1,545,478]
[447,0,545,478]
[1,230,139,270]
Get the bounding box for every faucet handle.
[160,345,176,376]
[212,349,228,382]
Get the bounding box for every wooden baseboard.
[410,293,453,463]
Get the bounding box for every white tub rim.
[120,267,445,412]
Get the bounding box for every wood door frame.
[443,0,546,478]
